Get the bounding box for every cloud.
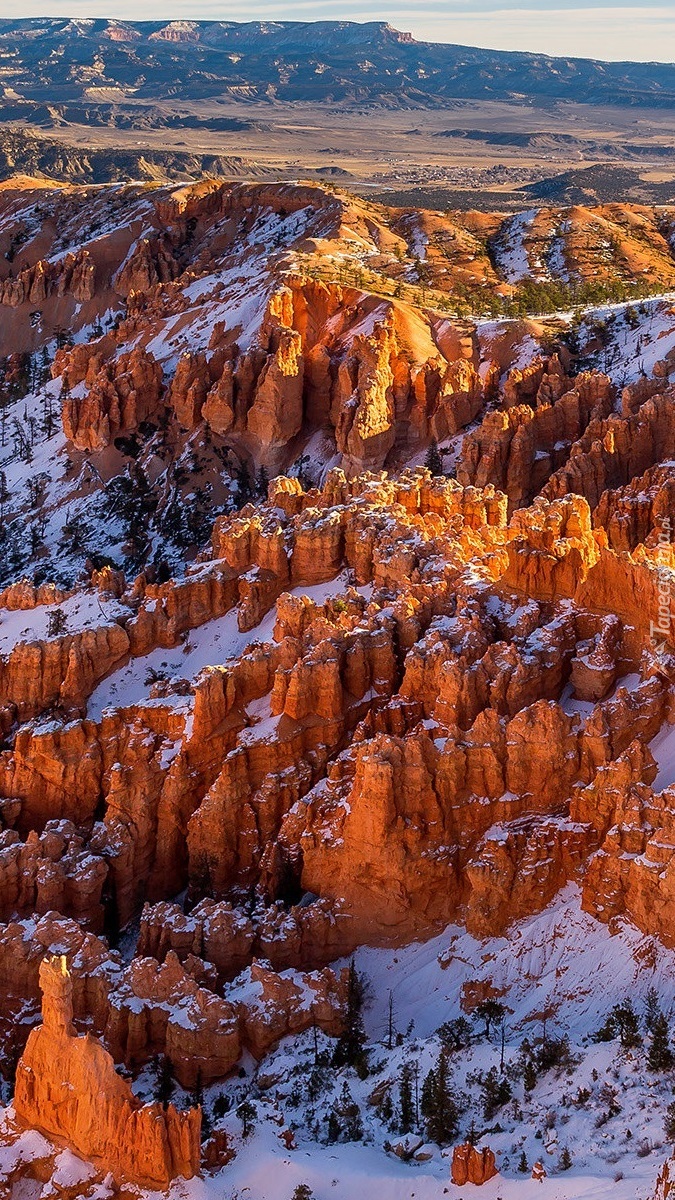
[10,1,675,64]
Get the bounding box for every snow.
[650,720,675,793]
[492,210,537,284]
[0,591,127,657]
[51,1149,97,1188]
[87,573,371,719]
[546,221,572,284]
[560,673,642,719]
[579,295,675,386]
[3,887,675,1198]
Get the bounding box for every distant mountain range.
[0,17,675,112]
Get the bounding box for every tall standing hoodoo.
[14,955,202,1188]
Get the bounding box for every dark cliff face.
[0,17,674,111]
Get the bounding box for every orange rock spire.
[14,955,202,1188]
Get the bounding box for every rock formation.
[1,175,675,1197]
[14,955,201,1188]
[451,1143,498,1185]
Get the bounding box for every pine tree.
[255,465,270,499]
[421,1048,458,1145]
[665,1099,675,1141]
[152,1054,174,1105]
[234,459,253,507]
[474,999,506,1040]
[481,1066,512,1120]
[399,1063,415,1133]
[326,1110,341,1143]
[333,959,367,1072]
[291,1187,314,1200]
[558,1146,572,1171]
[613,999,643,1049]
[47,608,68,638]
[424,438,443,476]
[329,1083,364,1143]
[237,1098,256,1138]
[518,1150,528,1173]
[523,1058,537,1093]
[438,1016,471,1051]
[647,1013,674,1071]
[420,1064,436,1123]
[645,987,660,1034]
[0,471,9,521]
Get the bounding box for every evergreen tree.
[421,1066,436,1123]
[328,1082,364,1143]
[234,459,253,507]
[594,999,642,1048]
[665,1099,675,1141]
[421,1048,458,1145]
[424,438,443,476]
[386,990,395,1050]
[523,1058,537,1093]
[518,1150,529,1173]
[558,1146,572,1171]
[613,999,643,1049]
[307,1064,328,1102]
[647,1013,674,1071]
[292,453,312,491]
[481,1066,512,1120]
[333,959,367,1072]
[474,999,506,1040]
[47,607,68,638]
[152,1054,174,1105]
[438,1016,471,1052]
[237,1098,256,1138]
[399,1063,415,1133]
[537,1032,572,1073]
[191,1068,211,1138]
[255,465,270,499]
[645,987,661,1035]
[0,471,10,521]
[326,1110,341,1144]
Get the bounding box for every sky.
[4,1,675,65]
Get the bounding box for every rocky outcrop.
[0,820,108,931]
[61,347,164,451]
[571,738,675,941]
[653,1156,675,1199]
[451,1143,498,1185]
[543,388,675,511]
[0,618,130,721]
[113,236,179,297]
[594,462,675,552]
[503,494,601,602]
[0,249,96,308]
[14,955,201,1188]
[458,370,614,512]
[138,894,355,976]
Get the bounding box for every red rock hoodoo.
[14,955,201,1188]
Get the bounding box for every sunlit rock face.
[14,956,201,1188]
